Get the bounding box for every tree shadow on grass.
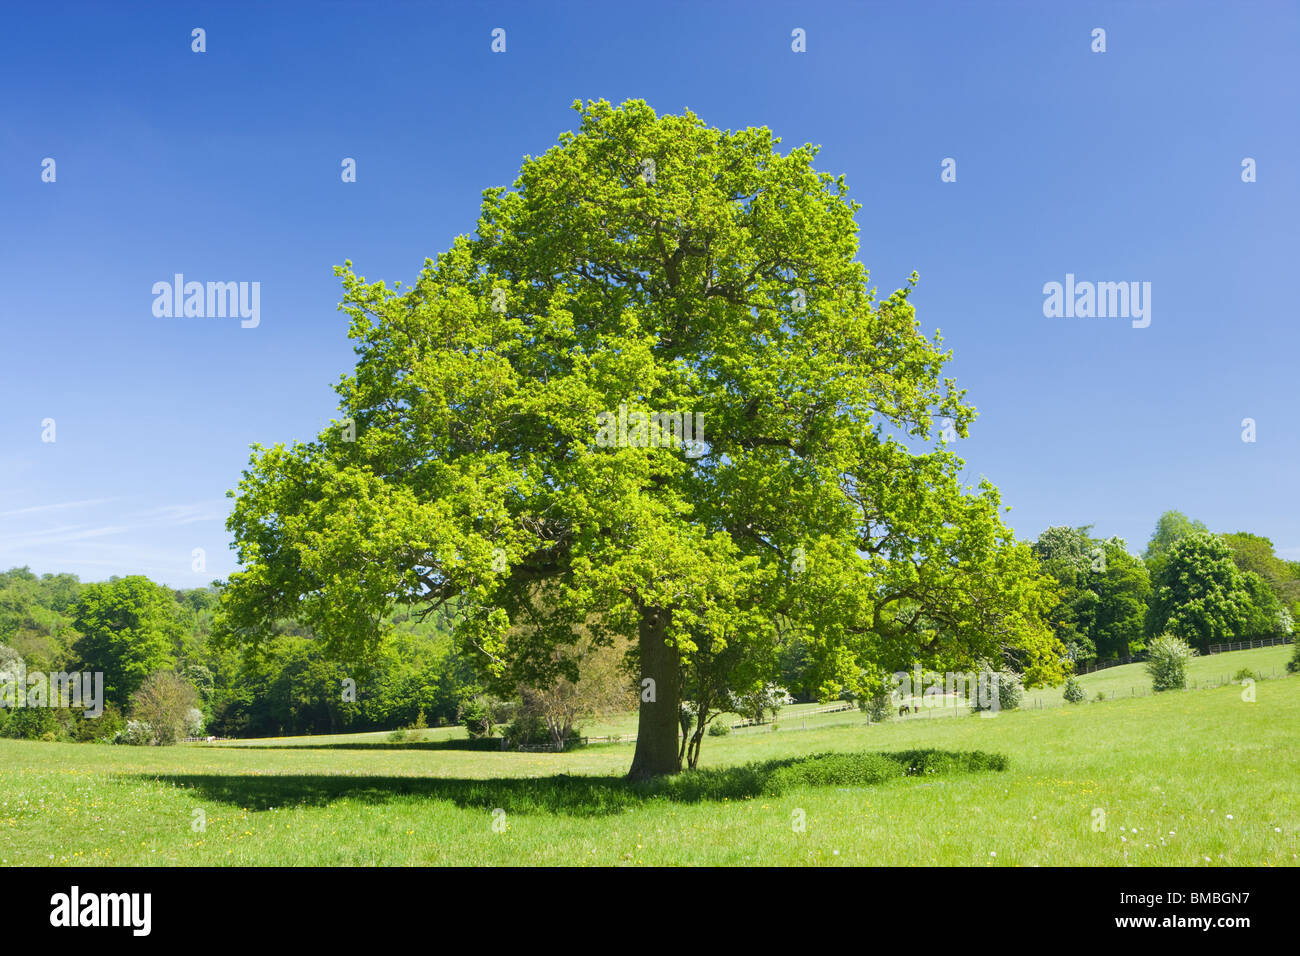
[214,739,504,752]
[136,749,1007,818]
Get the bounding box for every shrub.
[970,669,1024,713]
[760,749,1009,795]
[116,720,154,746]
[888,749,1009,776]
[1145,634,1194,692]
[765,752,904,793]
[458,695,508,738]
[0,705,62,740]
[1233,667,1260,682]
[730,683,790,724]
[1062,676,1085,703]
[73,703,126,743]
[1288,640,1300,675]
[862,690,893,722]
[387,728,409,742]
[130,671,200,745]
[1094,690,1107,701]
[707,721,731,736]
[502,713,548,749]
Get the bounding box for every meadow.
[1,646,1296,866]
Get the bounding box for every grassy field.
[2,647,1296,866]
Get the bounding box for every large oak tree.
[216,100,1064,778]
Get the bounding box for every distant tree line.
[1,509,1294,743]
[0,569,482,743]
[1023,510,1296,667]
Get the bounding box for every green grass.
[1023,644,1293,708]
[3,650,1297,866]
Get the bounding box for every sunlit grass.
[2,649,1295,866]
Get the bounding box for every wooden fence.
[1076,633,1292,675]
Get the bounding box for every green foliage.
[971,668,1024,712]
[1220,532,1300,619]
[861,689,893,722]
[707,721,731,736]
[1146,634,1194,692]
[215,99,1068,776]
[458,695,509,738]
[130,670,200,745]
[1147,533,1259,651]
[763,752,905,791]
[116,720,154,746]
[1062,675,1085,703]
[729,683,789,724]
[0,568,83,671]
[0,705,61,741]
[1288,640,1300,675]
[1031,529,1151,664]
[651,749,1007,802]
[1232,668,1260,682]
[1144,510,1209,579]
[73,577,181,707]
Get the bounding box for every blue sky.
[1,0,1297,586]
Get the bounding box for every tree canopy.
[216,99,1065,777]
[1031,527,1151,663]
[1147,532,1264,651]
[72,576,181,708]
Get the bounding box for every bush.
[458,696,492,738]
[861,690,893,723]
[130,671,200,745]
[970,669,1024,713]
[1288,640,1300,675]
[761,750,1009,795]
[458,695,510,738]
[387,728,409,742]
[730,683,790,724]
[707,721,731,736]
[116,720,154,746]
[1094,690,1107,701]
[72,703,126,743]
[502,713,548,749]
[1233,667,1260,682]
[765,752,905,792]
[1145,634,1194,692]
[1062,676,1085,704]
[0,705,62,740]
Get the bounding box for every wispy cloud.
[128,501,227,526]
[0,525,129,550]
[0,497,120,519]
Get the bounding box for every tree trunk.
[627,606,682,779]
